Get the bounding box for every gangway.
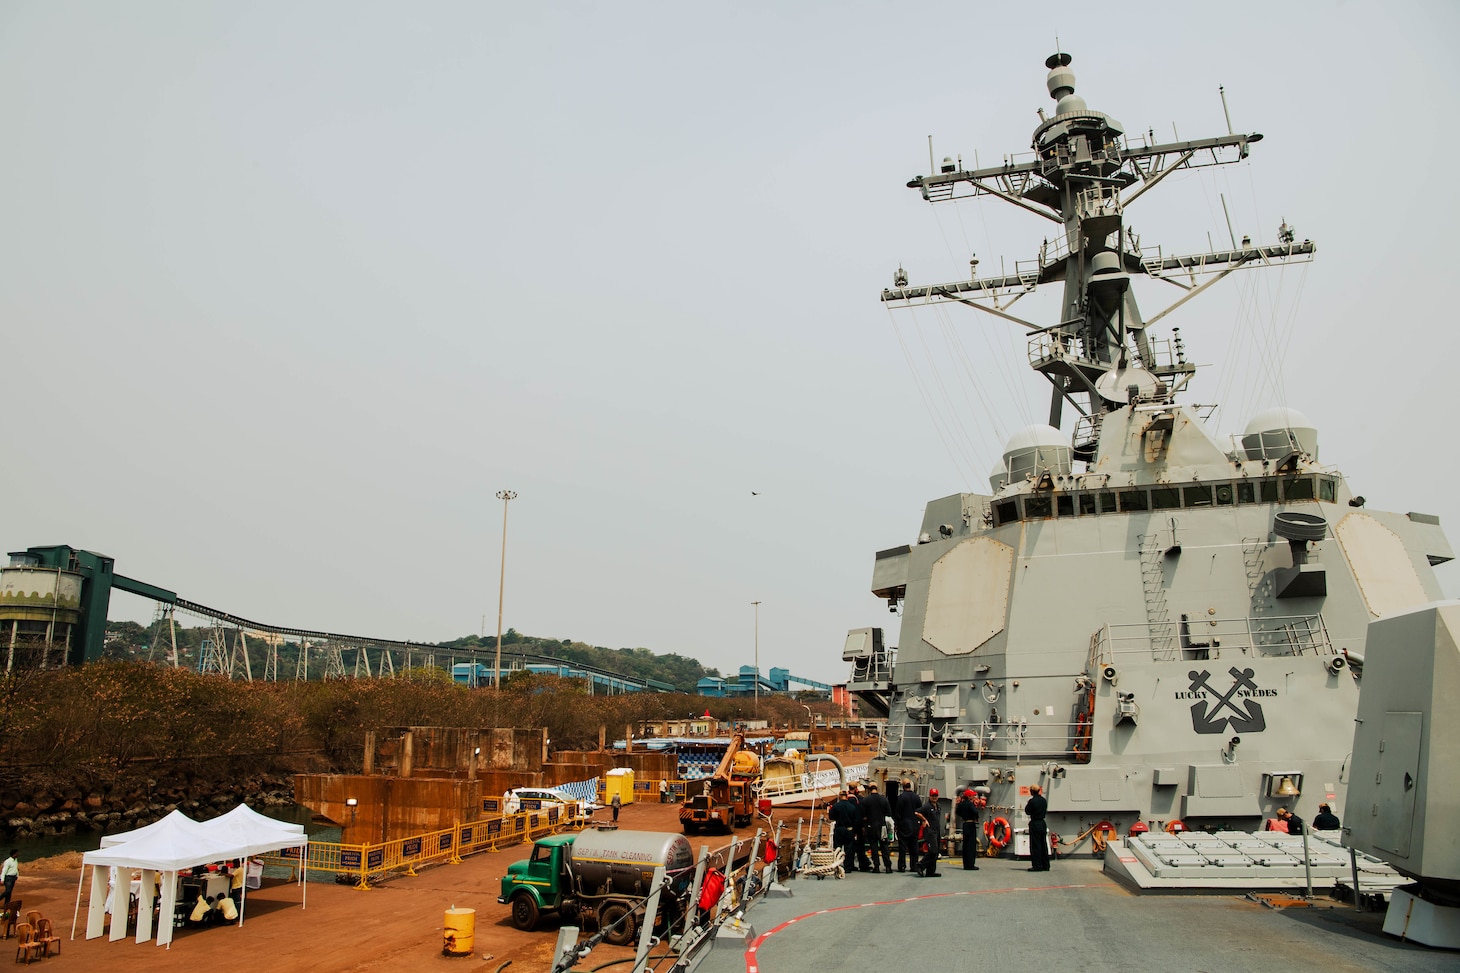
[757,753,858,807]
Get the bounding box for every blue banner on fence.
[488,819,501,836]
[439,833,454,850]
[461,827,473,843]
[341,850,361,869]
[483,798,499,812]
[367,849,384,870]
[402,838,421,858]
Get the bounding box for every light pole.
[751,600,761,717]
[494,490,517,689]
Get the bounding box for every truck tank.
[731,750,761,777]
[568,828,694,896]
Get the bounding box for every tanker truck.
[498,828,694,946]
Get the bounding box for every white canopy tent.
[98,808,211,847]
[212,803,307,842]
[73,806,309,947]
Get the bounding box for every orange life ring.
[1164,819,1187,834]
[1091,819,1117,852]
[984,817,1011,849]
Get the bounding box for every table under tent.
[72,805,308,947]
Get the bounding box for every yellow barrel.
[443,907,475,956]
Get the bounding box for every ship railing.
[1076,184,1122,223]
[1040,231,1072,268]
[1072,412,1104,454]
[882,718,1087,762]
[1091,613,1337,663]
[849,647,896,685]
[1027,332,1102,370]
[1038,139,1122,181]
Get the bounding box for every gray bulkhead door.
[1373,710,1422,858]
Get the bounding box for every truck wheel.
[600,903,635,946]
[510,892,539,931]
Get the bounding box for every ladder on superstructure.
[1139,533,1177,660]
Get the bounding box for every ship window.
[1119,490,1149,512]
[994,500,1019,526]
[1100,492,1118,513]
[1283,476,1315,501]
[1185,485,1213,507]
[1152,486,1181,510]
[1079,493,1097,515]
[1024,495,1052,519]
[1260,479,1279,503]
[1319,477,1336,502]
[1056,495,1074,517]
[1237,482,1255,504]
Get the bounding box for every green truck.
[498,828,695,946]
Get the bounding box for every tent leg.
[107,866,127,942]
[155,870,177,947]
[85,865,107,940]
[70,864,85,940]
[135,868,156,943]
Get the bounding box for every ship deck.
[691,855,1454,973]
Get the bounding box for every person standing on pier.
[914,788,942,877]
[829,790,858,870]
[956,788,982,870]
[895,779,920,872]
[1026,785,1050,872]
[862,782,893,873]
[1,851,17,905]
[847,782,872,872]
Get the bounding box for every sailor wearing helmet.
[914,787,943,877]
[955,787,982,870]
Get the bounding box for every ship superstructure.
[844,54,1454,845]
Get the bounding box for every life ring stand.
[1091,819,1117,853]
[984,817,1011,849]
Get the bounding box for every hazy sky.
[4,3,1456,683]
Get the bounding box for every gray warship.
[842,53,1455,850]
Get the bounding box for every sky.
[3,2,1457,684]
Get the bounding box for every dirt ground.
[20,798,820,972]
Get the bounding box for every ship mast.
[883,53,1315,457]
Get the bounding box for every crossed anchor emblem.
[1187,667,1267,734]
